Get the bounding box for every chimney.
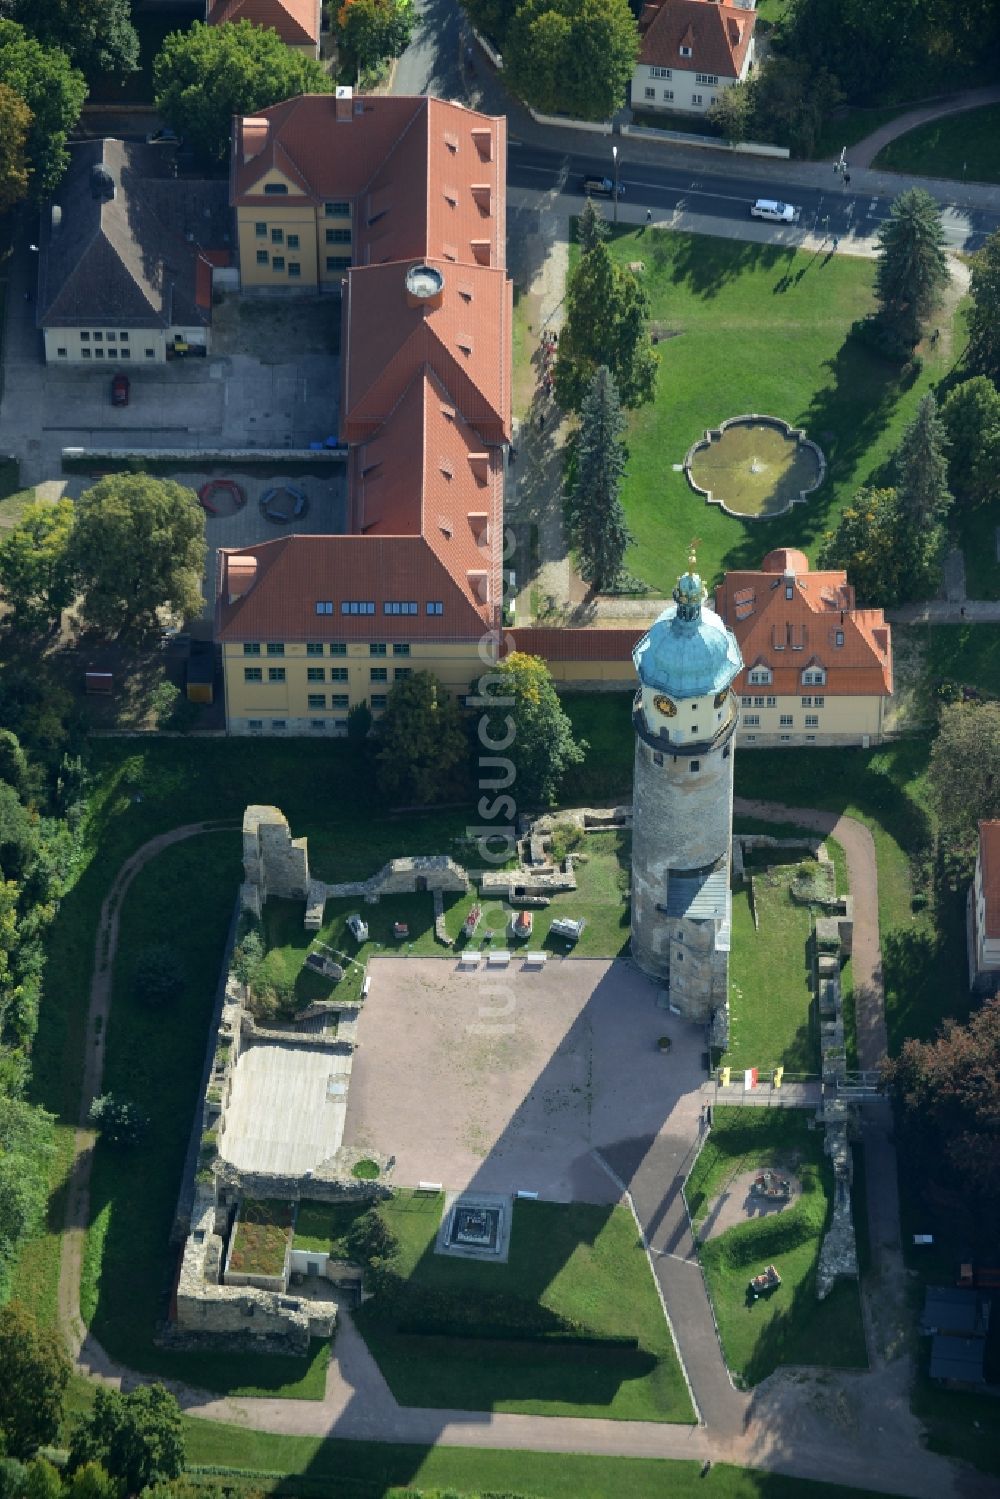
[336,85,353,123]
[469,511,490,543]
[470,239,491,265]
[471,183,492,214]
[241,117,269,164]
[467,569,489,602]
[471,127,493,161]
[226,554,258,603]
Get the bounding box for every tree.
[346,701,372,742]
[0,732,30,801]
[0,499,75,634]
[568,366,631,590]
[0,82,30,211]
[375,672,468,805]
[459,0,520,47]
[0,780,38,880]
[0,21,87,195]
[882,997,1000,1244]
[2,0,138,82]
[69,1385,184,1496]
[555,240,657,411]
[336,0,414,84]
[133,944,184,1009]
[504,0,638,123]
[70,474,206,638]
[744,58,842,158]
[894,393,952,530]
[818,486,930,607]
[965,228,1000,383]
[153,20,333,166]
[23,1460,61,1499]
[65,1465,118,1499]
[87,1092,149,1148]
[0,1303,69,1458]
[576,196,607,255]
[478,652,586,807]
[707,81,750,144]
[940,377,1000,510]
[927,701,1000,870]
[874,189,948,347]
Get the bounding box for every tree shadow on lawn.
[646,232,790,299]
[717,337,910,575]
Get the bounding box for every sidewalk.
[849,85,1000,169]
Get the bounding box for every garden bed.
[228,1198,295,1278]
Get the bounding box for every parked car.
[750,199,800,223]
[550,917,586,944]
[111,373,129,406]
[146,128,182,146]
[581,175,624,199]
[346,913,368,941]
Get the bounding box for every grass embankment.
[687,1109,868,1386]
[728,864,818,1073]
[588,228,956,593]
[352,1191,694,1422]
[873,104,1000,184]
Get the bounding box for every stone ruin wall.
[240,804,310,919]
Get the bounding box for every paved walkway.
[849,86,1000,169]
[54,809,1000,1499]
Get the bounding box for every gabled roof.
[215,534,491,643]
[341,259,510,443]
[207,0,320,47]
[37,140,223,330]
[979,821,1000,939]
[637,0,755,79]
[715,549,893,697]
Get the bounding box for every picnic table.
[748,1264,782,1300]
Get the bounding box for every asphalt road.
[508,140,1000,250]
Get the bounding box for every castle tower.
[630,552,744,1039]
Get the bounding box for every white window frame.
[747,665,771,685]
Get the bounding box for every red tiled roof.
[509,627,642,660]
[638,0,755,79]
[215,535,490,643]
[341,259,510,444]
[207,0,320,47]
[980,821,1000,939]
[714,552,893,697]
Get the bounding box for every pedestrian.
[538,411,545,431]
[961,606,966,618]
[832,235,839,251]
[844,172,851,186]
[646,208,652,224]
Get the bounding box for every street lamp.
[612,144,619,226]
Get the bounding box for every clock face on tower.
[653,694,677,717]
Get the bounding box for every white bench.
[523,951,547,968]
[418,1180,443,1193]
[516,1189,539,1200]
[459,950,480,969]
[361,976,371,998]
[487,949,511,967]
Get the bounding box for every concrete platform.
[220,1042,351,1176]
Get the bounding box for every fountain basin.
[685,414,825,519]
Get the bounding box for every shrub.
[848,314,913,363]
[133,944,184,1008]
[549,821,586,863]
[346,1207,399,1267]
[347,702,373,741]
[88,1093,148,1148]
[231,926,264,987]
[149,680,181,727]
[351,1158,380,1180]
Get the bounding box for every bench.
[523,951,547,968]
[361,976,371,998]
[487,949,511,967]
[459,950,480,968]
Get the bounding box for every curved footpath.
[847,85,1000,169]
[59,813,994,1499]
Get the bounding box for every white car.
[346,914,368,942]
[750,199,800,224]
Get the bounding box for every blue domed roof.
[633,567,743,699]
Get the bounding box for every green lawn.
[811,104,917,161]
[593,228,955,594]
[873,105,1000,184]
[688,1109,868,1387]
[179,1419,891,1499]
[76,833,328,1399]
[896,621,1000,711]
[353,1191,694,1422]
[727,866,819,1074]
[956,501,1000,600]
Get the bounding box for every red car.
[111,373,129,406]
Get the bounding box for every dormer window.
[835,630,845,647]
[263,182,288,195]
[802,667,826,686]
[680,44,692,57]
[747,665,771,685]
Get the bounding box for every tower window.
[689,760,700,773]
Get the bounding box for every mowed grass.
[257,828,632,1003]
[955,501,1000,600]
[727,866,818,1074]
[595,228,954,593]
[354,1191,694,1422]
[179,1420,891,1499]
[79,834,329,1399]
[873,105,1000,184]
[688,1109,868,1386]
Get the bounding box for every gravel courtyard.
[342,956,706,1203]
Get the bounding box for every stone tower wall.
[241,805,310,908]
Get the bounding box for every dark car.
[111,373,129,406]
[146,128,182,146]
[581,175,623,198]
